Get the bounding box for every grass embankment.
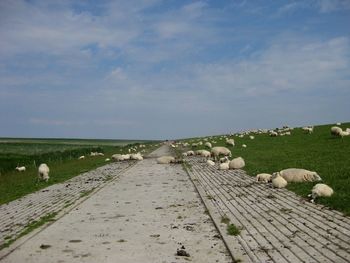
[0,140,159,205]
[182,123,350,215]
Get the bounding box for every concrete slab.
[0,146,232,263]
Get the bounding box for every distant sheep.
[186,150,195,156]
[105,158,110,162]
[38,163,50,182]
[78,156,85,160]
[256,173,272,183]
[331,126,343,137]
[249,135,255,140]
[308,183,334,203]
[111,154,129,161]
[15,166,26,172]
[204,142,212,148]
[272,173,287,188]
[211,147,232,161]
[156,156,180,164]
[242,144,247,148]
[229,157,245,169]
[130,153,143,160]
[269,131,278,137]
[302,126,314,134]
[226,138,235,147]
[278,168,322,183]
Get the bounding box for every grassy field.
[181,123,350,215]
[0,138,159,205]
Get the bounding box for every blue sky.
[0,0,349,140]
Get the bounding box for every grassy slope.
[0,142,159,205]
[184,123,350,215]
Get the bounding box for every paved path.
[0,146,232,263]
[0,162,134,249]
[185,156,350,263]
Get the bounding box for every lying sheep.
[15,166,26,172]
[211,147,232,161]
[256,173,272,183]
[130,153,143,160]
[219,161,229,170]
[277,168,322,182]
[197,149,211,158]
[156,156,175,164]
[207,160,215,166]
[111,154,130,161]
[308,183,333,203]
[272,173,287,188]
[38,163,50,182]
[229,157,245,169]
[219,156,229,163]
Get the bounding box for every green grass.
[0,212,58,249]
[227,223,241,236]
[181,122,350,215]
[0,139,159,205]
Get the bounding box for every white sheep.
[256,173,272,183]
[111,154,128,161]
[78,155,85,160]
[15,166,26,172]
[219,156,229,163]
[130,153,143,160]
[219,160,229,170]
[186,150,195,156]
[207,160,215,166]
[211,146,232,161]
[308,183,334,203]
[278,168,322,182]
[229,157,245,169]
[249,135,255,140]
[205,142,212,148]
[38,163,50,182]
[272,173,287,188]
[336,122,341,126]
[198,150,211,158]
[242,144,247,148]
[226,138,235,147]
[156,156,176,164]
[331,126,343,137]
[302,126,313,134]
[105,158,110,162]
[269,131,278,137]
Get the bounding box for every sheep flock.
[171,122,348,204]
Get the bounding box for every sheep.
[105,158,110,162]
[219,160,229,170]
[15,166,26,172]
[242,144,247,148]
[226,138,235,147]
[331,126,342,136]
[38,163,50,182]
[186,150,195,156]
[156,156,176,164]
[219,156,229,163]
[130,153,143,160]
[272,173,287,188]
[278,168,322,182]
[207,160,215,166]
[197,149,211,158]
[211,146,232,161]
[308,183,334,203]
[112,154,126,161]
[249,135,255,140]
[229,157,245,169]
[256,173,272,183]
[78,155,85,160]
[336,122,341,126]
[182,152,188,157]
[302,126,313,134]
[204,142,212,148]
[269,131,278,137]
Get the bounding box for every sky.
[0,0,349,140]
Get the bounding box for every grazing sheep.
[249,135,255,140]
[336,122,341,126]
[256,173,272,183]
[308,183,334,203]
[331,126,342,137]
[211,147,232,161]
[278,168,322,182]
[272,173,287,188]
[207,160,215,166]
[38,163,50,182]
[242,144,247,148]
[229,157,245,169]
[186,150,195,156]
[15,166,26,172]
[205,142,212,148]
[156,156,176,164]
[226,138,235,147]
[269,131,278,137]
[105,158,110,162]
[182,152,188,157]
[302,126,314,134]
[78,156,85,160]
[197,149,211,158]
